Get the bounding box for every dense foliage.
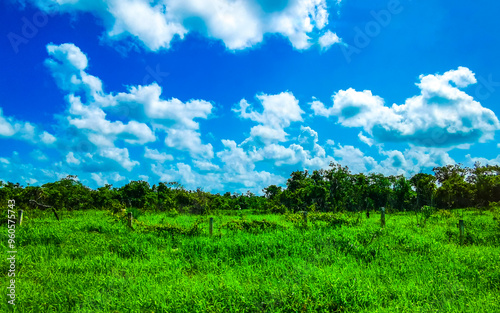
[1,162,499,215]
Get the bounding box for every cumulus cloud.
[98,147,139,171]
[333,144,377,173]
[0,108,34,138]
[91,172,126,187]
[144,147,174,163]
[0,107,56,145]
[213,139,285,193]
[164,128,213,159]
[40,131,57,144]
[358,131,374,147]
[66,152,81,165]
[112,84,214,158]
[465,153,500,167]
[44,42,215,171]
[234,92,304,144]
[25,0,335,51]
[314,67,500,148]
[402,146,455,170]
[151,162,224,192]
[66,95,156,146]
[193,160,220,171]
[318,30,340,51]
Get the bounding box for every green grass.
[1,208,500,312]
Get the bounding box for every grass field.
[1,207,500,312]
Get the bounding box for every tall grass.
[1,208,499,312]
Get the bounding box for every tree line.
[1,162,499,215]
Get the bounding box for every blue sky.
[1,0,499,194]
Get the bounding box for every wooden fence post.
[381,207,385,227]
[19,210,23,226]
[128,212,133,228]
[459,220,464,245]
[209,217,214,236]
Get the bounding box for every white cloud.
[66,152,81,165]
[0,158,10,165]
[0,109,16,137]
[376,149,408,176]
[234,92,303,144]
[217,140,255,173]
[46,43,157,150]
[28,0,335,51]
[40,131,57,144]
[0,107,56,145]
[91,173,106,187]
[99,147,139,171]
[0,107,36,139]
[151,162,224,191]
[144,147,174,162]
[91,172,126,187]
[66,95,156,146]
[318,30,340,51]
[108,0,187,50]
[310,99,330,117]
[314,67,500,148]
[111,84,214,158]
[164,128,214,159]
[465,154,500,167]
[402,146,455,170]
[358,131,374,147]
[138,175,149,181]
[193,160,220,171]
[214,139,285,193]
[30,149,48,161]
[44,42,215,170]
[333,144,377,173]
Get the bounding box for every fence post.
[381,207,385,227]
[303,211,308,224]
[128,212,133,228]
[209,217,214,236]
[459,220,464,245]
[19,210,23,226]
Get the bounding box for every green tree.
[324,163,352,212]
[433,164,473,209]
[119,180,153,209]
[410,173,437,208]
[392,176,414,212]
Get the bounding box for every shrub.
[421,205,436,220]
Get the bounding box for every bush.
[271,204,288,214]
[127,207,143,220]
[421,205,436,220]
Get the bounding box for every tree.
[324,163,352,212]
[467,162,500,207]
[367,173,391,209]
[119,180,153,209]
[433,164,473,209]
[410,173,437,208]
[392,176,414,212]
[263,185,282,202]
[40,175,93,210]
